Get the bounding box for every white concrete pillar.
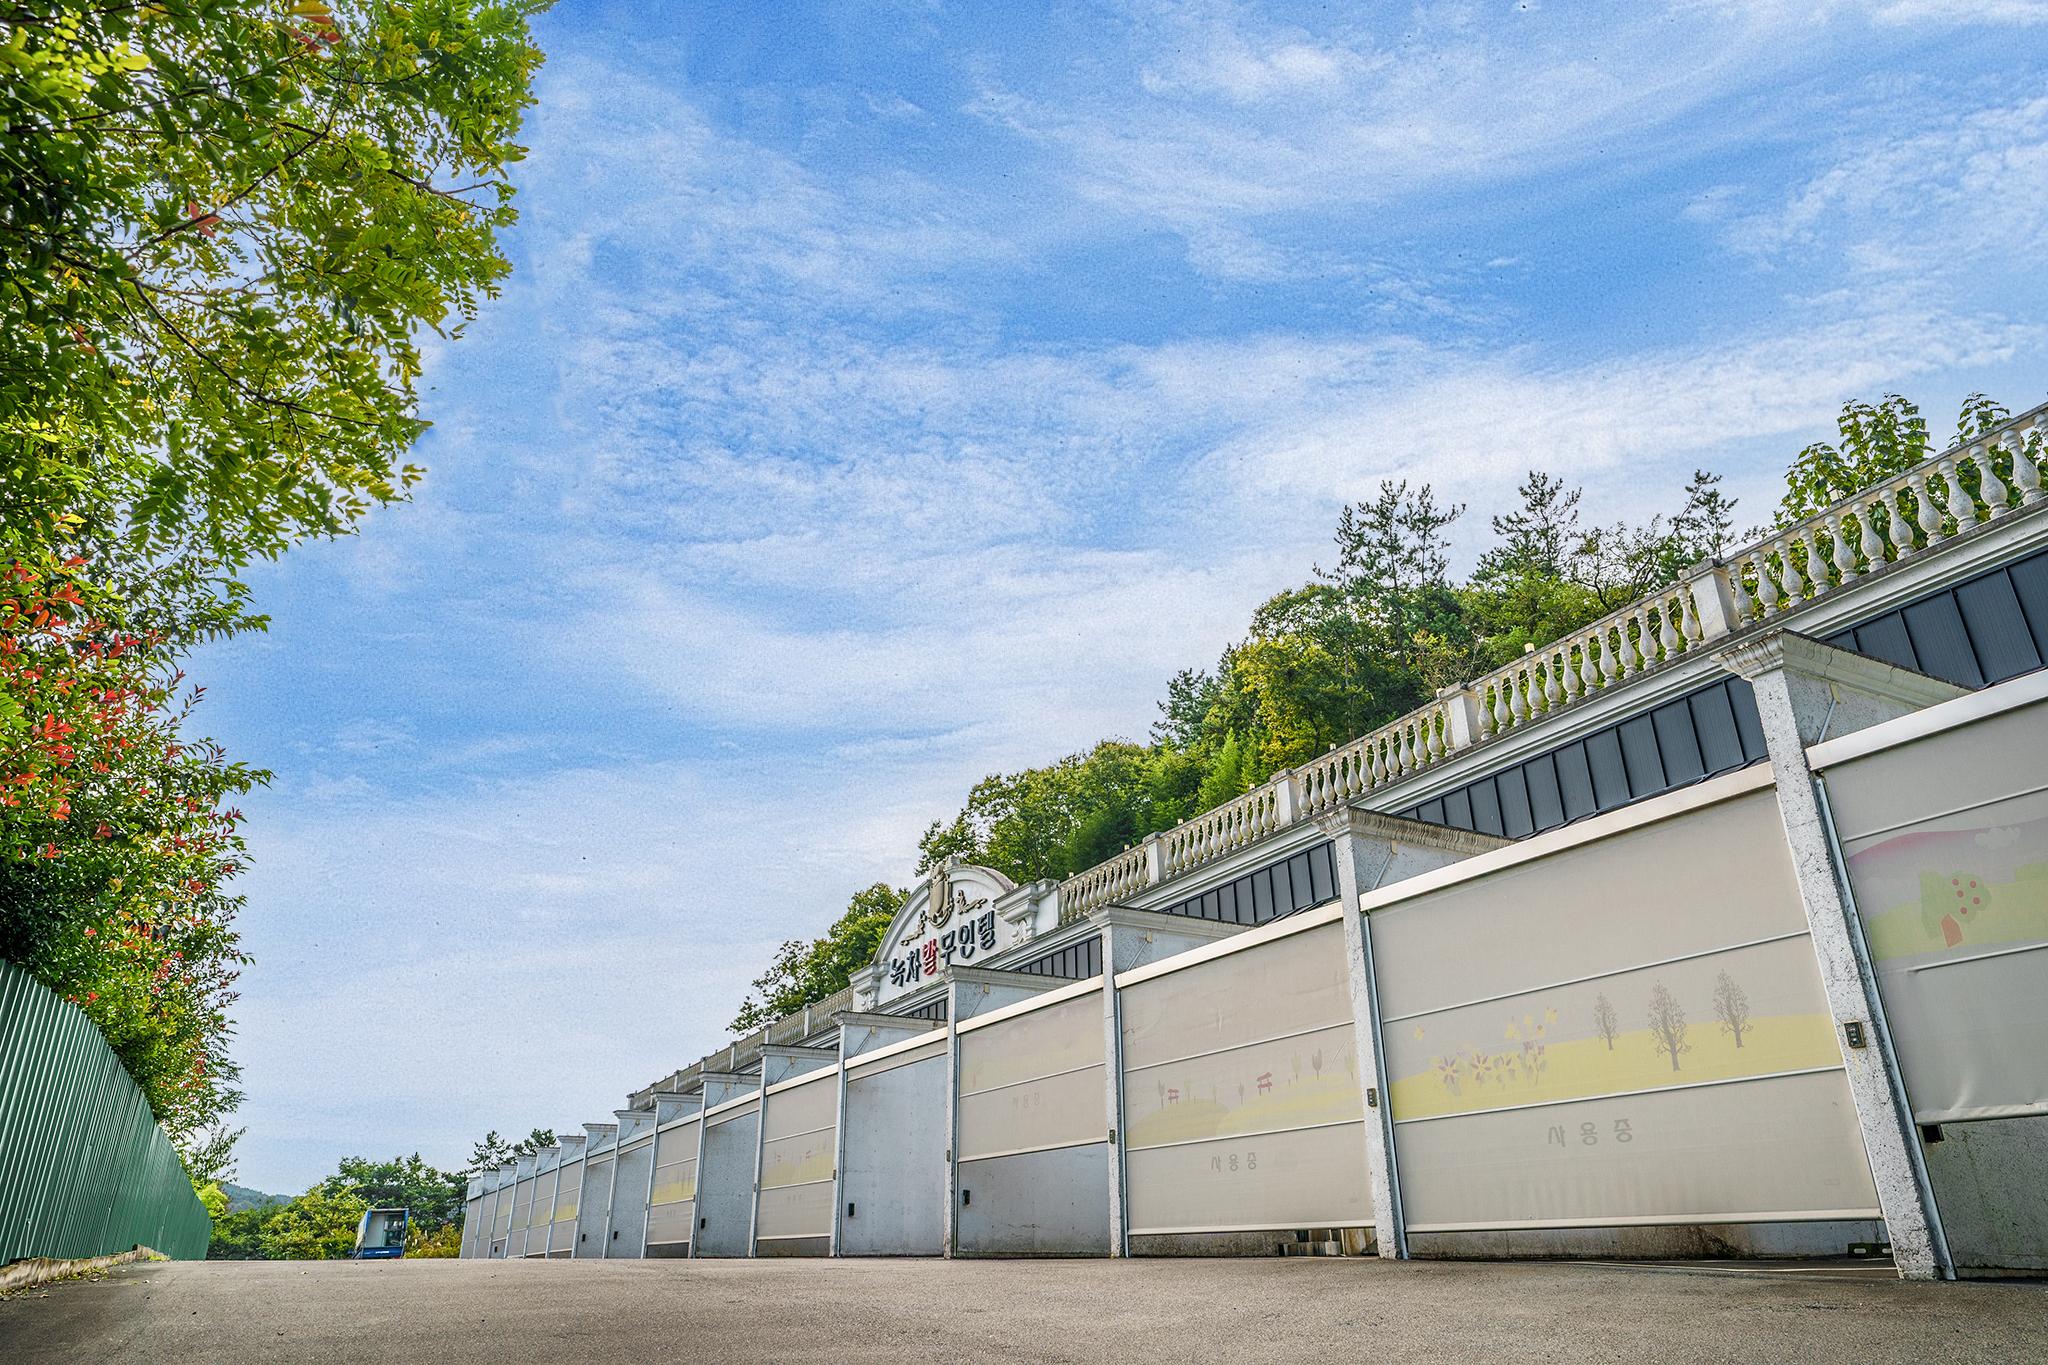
[943,989,962,1259]
[1719,629,1964,1280]
[745,1074,768,1257]
[1271,768,1300,824]
[600,1136,621,1258]
[1437,683,1484,751]
[830,1034,850,1258]
[1687,558,1741,641]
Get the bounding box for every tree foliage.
[212,1183,367,1260]
[1777,393,2012,525]
[0,0,549,1177]
[465,1126,556,1175]
[1,540,253,1145]
[2,0,548,567]
[731,883,905,1031]
[209,1146,473,1259]
[315,1153,465,1231]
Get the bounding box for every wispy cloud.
[970,3,1808,264]
[1722,92,2048,280]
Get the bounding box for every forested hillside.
[728,392,2029,1028]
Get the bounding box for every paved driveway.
[3,1256,2043,1364]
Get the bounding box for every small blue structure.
[352,1206,409,1259]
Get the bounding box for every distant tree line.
[205,1128,557,1259]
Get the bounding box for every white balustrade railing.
[1161,784,1280,878]
[1468,579,1701,742]
[1059,842,1151,920]
[1296,699,1451,818]
[1721,407,2046,626]
[1056,401,2048,921]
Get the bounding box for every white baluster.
[1542,655,1562,708]
[1828,515,1857,584]
[1579,636,1601,692]
[1888,483,1917,560]
[2014,433,2044,505]
[1658,597,1681,656]
[1678,587,1702,645]
[1508,672,1528,725]
[1563,645,1584,699]
[1942,458,1975,531]
[1728,561,1756,624]
[1911,472,1941,548]
[1804,530,1832,597]
[1977,450,2010,518]
[1758,543,1784,614]
[1599,628,1622,684]
[1781,538,1807,603]
[1856,505,1885,569]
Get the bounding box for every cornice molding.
[1715,629,1969,709]
[1083,901,1246,941]
[832,1009,943,1034]
[1311,805,1511,855]
[941,963,1060,992]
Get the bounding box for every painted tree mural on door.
[1592,994,1619,1051]
[1713,971,1752,1048]
[1646,982,1690,1072]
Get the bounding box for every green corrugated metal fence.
[0,959,212,1262]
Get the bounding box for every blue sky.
[196,0,2048,1194]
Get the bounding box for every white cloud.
[1865,0,2048,22]
[229,752,934,1189]
[972,2,1817,251]
[524,55,1026,322]
[326,718,416,756]
[1215,305,2036,526]
[1724,93,2048,280]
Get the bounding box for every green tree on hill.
[730,883,907,1031]
[466,1127,558,1175]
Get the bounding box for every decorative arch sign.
[872,862,1038,1005]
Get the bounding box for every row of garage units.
[461,669,2048,1273]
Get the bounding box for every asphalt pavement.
[3,1255,2044,1363]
